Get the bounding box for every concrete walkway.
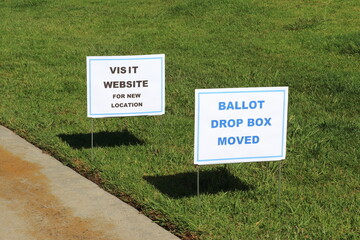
[0,126,179,240]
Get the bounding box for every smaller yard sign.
[194,87,288,165]
[87,54,165,118]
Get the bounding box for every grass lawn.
[0,0,359,239]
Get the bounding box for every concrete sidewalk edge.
[0,125,179,240]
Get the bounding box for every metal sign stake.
[91,118,94,162]
[278,161,282,207]
[197,165,200,197]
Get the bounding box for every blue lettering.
[218,137,227,145]
[217,136,260,145]
[217,100,266,110]
[264,118,271,126]
[256,118,263,126]
[211,120,218,128]
[248,118,271,127]
[219,120,226,128]
[219,102,226,110]
[236,136,244,144]
[248,118,255,126]
[228,119,235,127]
[258,100,265,109]
[249,101,257,109]
[242,101,248,109]
[210,119,244,128]
[227,102,234,110]
[228,137,236,145]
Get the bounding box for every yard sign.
[194,87,288,165]
[87,54,165,118]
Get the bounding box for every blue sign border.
[87,56,165,117]
[195,89,287,164]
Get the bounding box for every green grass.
[1,0,359,239]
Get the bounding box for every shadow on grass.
[58,130,144,149]
[144,167,253,199]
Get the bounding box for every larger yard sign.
[87,54,165,118]
[194,87,288,165]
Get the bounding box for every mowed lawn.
[0,0,359,239]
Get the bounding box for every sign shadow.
[144,167,253,199]
[58,130,144,149]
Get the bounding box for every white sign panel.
[194,87,288,165]
[87,54,165,118]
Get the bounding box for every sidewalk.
[0,125,179,240]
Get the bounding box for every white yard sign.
[194,87,288,165]
[87,54,165,118]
